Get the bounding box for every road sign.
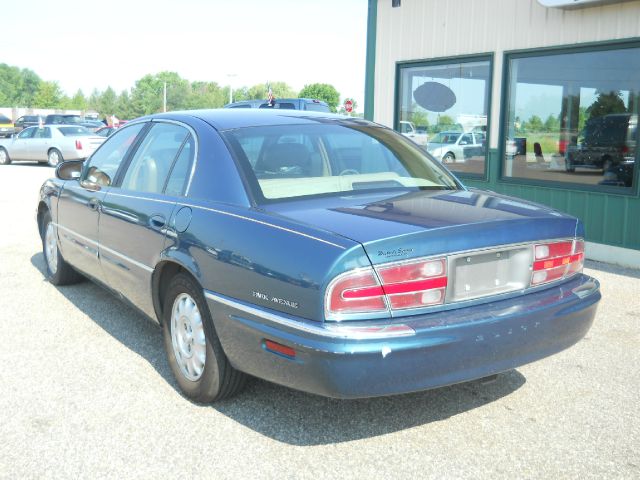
[344,99,353,113]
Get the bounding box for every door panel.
[99,191,176,319]
[97,122,193,320]
[56,183,108,280]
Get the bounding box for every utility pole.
[163,82,167,112]
[227,74,237,105]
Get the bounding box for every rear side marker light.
[263,339,296,359]
[531,239,584,286]
[75,140,83,150]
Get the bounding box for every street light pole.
[227,74,237,105]
[163,82,167,112]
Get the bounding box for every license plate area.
[447,246,532,302]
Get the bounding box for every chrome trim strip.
[189,205,346,250]
[204,291,415,339]
[78,189,345,250]
[104,191,177,205]
[53,222,154,273]
[100,244,154,273]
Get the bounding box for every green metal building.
[365,0,640,268]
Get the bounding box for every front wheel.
[47,148,63,167]
[162,274,247,402]
[0,147,11,165]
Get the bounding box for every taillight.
[325,258,447,318]
[75,140,83,150]
[531,239,584,286]
[326,268,387,316]
[377,258,447,310]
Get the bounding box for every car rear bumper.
[205,273,600,399]
[0,127,15,137]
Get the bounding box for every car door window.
[33,127,51,139]
[83,123,146,187]
[18,128,36,139]
[120,123,189,194]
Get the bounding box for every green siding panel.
[603,196,626,246]
[625,201,640,249]
[461,149,639,250]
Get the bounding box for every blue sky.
[3,0,367,108]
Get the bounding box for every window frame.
[394,52,494,181]
[499,39,640,197]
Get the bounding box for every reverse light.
[531,239,584,286]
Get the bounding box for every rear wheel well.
[153,261,198,324]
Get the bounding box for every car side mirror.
[55,159,84,181]
[459,141,468,145]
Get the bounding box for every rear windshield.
[0,114,12,123]
[58,126,92,136]
[304,102,330,112]
[223,123,458,202]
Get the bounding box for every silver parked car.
[426,131,485,163]
[0,125,105,167]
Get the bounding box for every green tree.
[543,114,560,133]
[0,64,42,107]
[69,89,87,111]
[586,90,626,119]
[33,81,63,108]
[115,90,132,119]
[524,115,544,132]
[129,71,190,116]
[410,108,429,129]
[299,83,340,112]
[98,87,118,116]
[188,81,227,109]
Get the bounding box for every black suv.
[224,98,330,112]
[14,115,45,133]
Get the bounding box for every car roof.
[141,109,374,131]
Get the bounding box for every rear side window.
[120,123,190,194]
[33,128,51,139]
[165,135,195,196]
[58,126,92,136]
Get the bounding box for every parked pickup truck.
[399,121,429,147]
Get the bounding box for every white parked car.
[0,125,105,167]
[426,131,485,163]
[399,121,429,146]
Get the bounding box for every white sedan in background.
[0,125,105,167]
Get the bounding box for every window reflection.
[397,58,491,176]
[504,46,639,189]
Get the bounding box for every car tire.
[0,147,11,165]
[162,273,247,402]
[41,211,84,285]
[442,152,455,163]
[47,148,63,167]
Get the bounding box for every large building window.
[396,56,491,176]
[503,44,639,191]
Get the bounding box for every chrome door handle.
[149,214,166,230]
[87,198,100,211]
